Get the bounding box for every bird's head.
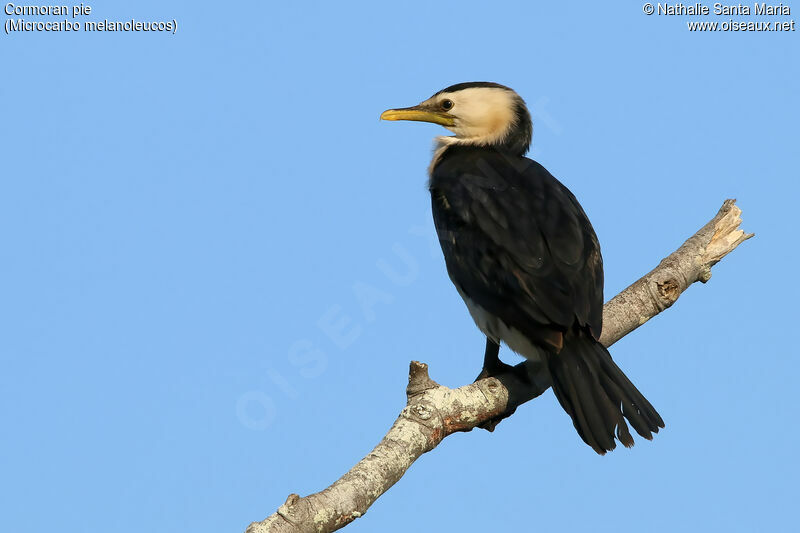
[381,82,532,155]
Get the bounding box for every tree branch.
[246,199,752,533]
[598,199,753,346]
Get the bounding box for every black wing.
[429,146,603,349]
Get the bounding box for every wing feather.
[430,146,603,342]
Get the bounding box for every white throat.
[428,136,460,175]
[425,87,519,174]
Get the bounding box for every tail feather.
[567,352,619,453]
[556,359,612,454]
[594,365,650,442]
[595,348,665,433]
[547,328,664,454]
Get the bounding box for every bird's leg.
[474,338,515,381]
[474,338,534,431]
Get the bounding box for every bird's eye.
[441,99,454,111]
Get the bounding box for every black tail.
[547,328,664,455]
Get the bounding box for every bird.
[380,82,664,454]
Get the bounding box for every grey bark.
[247,199,752,533]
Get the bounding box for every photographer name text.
[654,3,790,15]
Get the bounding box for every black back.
[429,145,604,346]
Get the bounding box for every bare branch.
[599,199,753,346]
[246,200,752,533]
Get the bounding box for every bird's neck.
[428,131,530,175]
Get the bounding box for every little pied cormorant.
[381,82,664,454]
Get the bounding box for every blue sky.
[2,1,798,532]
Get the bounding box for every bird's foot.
[474,338,532,384]
[474,338,533,431]
[474,358,517,382]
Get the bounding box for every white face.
[422,87,518,144]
